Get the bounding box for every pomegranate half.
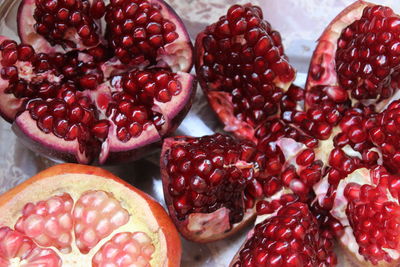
[0,0,196,164]
[0,163,181,266]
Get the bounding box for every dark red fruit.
[231,202,336,267]
[306,2,400,113]
[195,4,295,142]
[2,0,195,164]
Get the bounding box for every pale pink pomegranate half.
[0,164,182,266]
[195,4,296,143]
[0,0,195,164]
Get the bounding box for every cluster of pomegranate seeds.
[73,190,130,254]
[34,0,104,48]
[343,168,400,264]
[105,0,179,65]
[0,227,62,266]
[0,40,63,99]
[93,232,155,267]
[336,5,400,101]
[165,134,263,223]
[14,193,74,253]
[369,100,400,173]
[232,203,336,267]
[197,4,295,128]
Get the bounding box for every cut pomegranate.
[306,1,400,113]
[230,202,336,267]
[324,166,400,266]
[18,0,105,53]
[195,4,295,142]
[1,0,195,164]
[0,164,181,266]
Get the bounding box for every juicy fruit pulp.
[195,4,295,142]
[0,164,181,266]
[0,0,195,164]
[231,203,336,267]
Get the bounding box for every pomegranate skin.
[0,163,182,266]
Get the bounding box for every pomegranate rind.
[160,136,256,243]
[0,164,182,267]
[17,0,102,53]
[305,0,374,109]
[12,111,90,164]
[150,0,194,73]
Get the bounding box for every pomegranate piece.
[231,202,336,267]
[0,164,181,266]
[326,166,400,266]
[161,133,263,242]
[18,0,105,53]
[105,0,193,72]
[2,0,195,164]
[160,133,322,242]
[306,2,400,112]
[195,4,295,142]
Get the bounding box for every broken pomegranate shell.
[18,0,105,53]
[230,202,337,267]
[305,1,400,112]
[0,163,181,266]
[195,4,296,143]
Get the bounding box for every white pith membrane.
[0,173,170,266]
[328,168,400,263]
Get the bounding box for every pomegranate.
[195,4,296,143]
[306,1,400,113]
[0,163,181,266]
[230,202,336,267]
[0,0,195,164]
